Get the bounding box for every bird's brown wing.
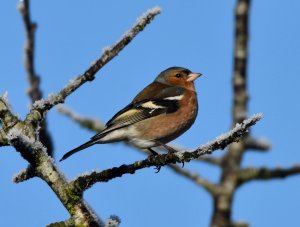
[91,87,183,140]
[91,95,182,141]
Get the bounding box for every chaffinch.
[60,67,202,161]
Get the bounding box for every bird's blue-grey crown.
[154,66,192,83]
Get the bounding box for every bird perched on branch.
[60,67,202,161]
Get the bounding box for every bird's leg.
[148,148,159,156]
[155,141,185,168]
[148,148,161,173]
[155,141,179,153]
[161,144,178,153]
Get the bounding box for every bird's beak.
[187,72,202,82]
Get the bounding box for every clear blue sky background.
[1,1,300,226]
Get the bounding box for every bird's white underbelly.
[98,125,155,148]
[129,138,156,148]
[98,126,136,141]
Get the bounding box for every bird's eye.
[175,73,182,78]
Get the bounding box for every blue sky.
[1,1,300,226]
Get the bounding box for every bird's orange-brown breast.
[133,89,198,143]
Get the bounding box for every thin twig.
[168,164,218,195]
[237,166,300,186]
[231,222,249,227]
[57,106,105,132]
[244,137,271,151]
[18,0,53,147]
[71,114,262,193]
[18,0,41,101]
[17,0,54,183]
[197,156,222,166]
[0,94,19,130]
[13,165,35,183]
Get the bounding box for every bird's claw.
[181,161,185,168]
[154,165,162,173]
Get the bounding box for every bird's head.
[155,67,202,91]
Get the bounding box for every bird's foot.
[155,142,185,168]
[148,148,162,173]
[181,161,185,168]
[154,165,162,173]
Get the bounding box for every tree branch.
[26,7,161,124]
[197,156,222,166]
[57,106,105,132]
[237,166,300,186]
[232,0,250,125]
[0,129,8,146]
[244,137,271,151]
[17,0,54,183]
[211,1,251,225]
[0,93,19,130]
[230,221,249,227]
[167,164,218,195]
[71,114,262,193]
[18,0,41,102]
[13,165,35,183]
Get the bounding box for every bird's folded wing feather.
[91,86,184,140]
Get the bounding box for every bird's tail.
[59,140,97,162]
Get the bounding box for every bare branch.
[167,164,218,195]
[231,221,249,227]
[26,7,161,124]
[244,137,271,151]
[232,0,250,125]
[211,1,251,225]
[71,114,262,193]
[197,156,222,166]
[0,93,20,130]
[0,129,8,146]
[17,0,54,183]
[57,106,104,132]
[18,0,41,101]
[237,166,300,186]
[13,165,35,183]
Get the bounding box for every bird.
[60,66,202,162]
